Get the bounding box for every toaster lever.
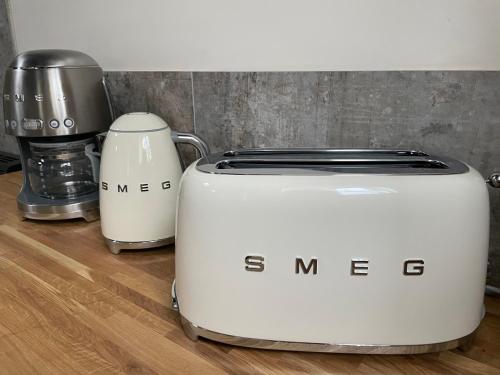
[171,279,179,311]
[487,173,500,188]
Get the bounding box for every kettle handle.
[171,131,210,170]
[171,132,210,158]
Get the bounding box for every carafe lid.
[109,113,169,132]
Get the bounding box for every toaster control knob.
[49,119,59,128]
[10,120,17,129]
[63,118,74,128]
[487,173,500,188]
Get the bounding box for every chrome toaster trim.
[170,281,478,354]
[179,315,477,355]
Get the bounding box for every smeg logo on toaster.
[101,180,171,193]
[244,255,425,276]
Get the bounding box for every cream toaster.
[173,149,490,354]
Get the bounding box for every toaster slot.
[197,149,469,175]
[223,149,429,157]
[215,158,449,170]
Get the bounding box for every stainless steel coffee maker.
[3,50,113,221]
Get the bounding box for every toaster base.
[105,237,174,254]
[179,315,477,355]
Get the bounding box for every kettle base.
[179,315,477,355]
[104,236,174,254]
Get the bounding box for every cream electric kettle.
[99,112,209,254]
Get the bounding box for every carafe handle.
[84,143,101,183]
[95,132,108,153]
[171,131,210,170]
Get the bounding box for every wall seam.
[190,71,196,133]
[5,0,17,53]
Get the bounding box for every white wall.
[7,0,500,71]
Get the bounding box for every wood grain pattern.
[0,171,499,374]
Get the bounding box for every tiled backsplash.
[1,3,500,286]
[104,71,500,175]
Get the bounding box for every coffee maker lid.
[109,113,169,132]
[10,49,99,69]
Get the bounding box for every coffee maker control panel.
[3,86,84,136]
[22,118,44,131]
[3,115,77,136]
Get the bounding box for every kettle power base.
[179,315,477,355]
[105,237,175,255]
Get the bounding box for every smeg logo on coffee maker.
[244,255,425,276]
[100,180,171,193]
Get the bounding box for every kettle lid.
[110,113,169,132]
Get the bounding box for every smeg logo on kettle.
[101,180,171,193]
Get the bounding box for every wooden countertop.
[0,171,499,374]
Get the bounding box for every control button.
[10,120,17,129]
[22,118,43,130]
[63,118,74,128]
[49,119,60,129]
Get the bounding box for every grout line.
[190,72,197,133]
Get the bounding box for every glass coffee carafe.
[27,138,100,200]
